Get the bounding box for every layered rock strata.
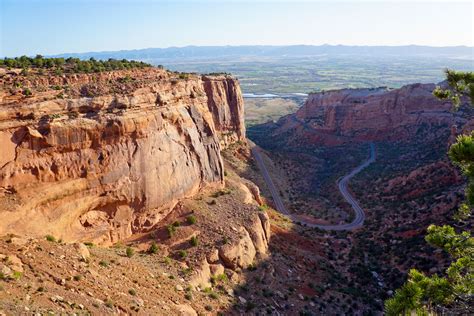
[270,83,466,145]
[0,68,245,243]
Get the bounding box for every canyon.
[256,83,465,146]
[0,67,273,314]
[0,65,472,315]
[248,82,473,313]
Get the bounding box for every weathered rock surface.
[188,258,212,289]
[74,243,90,261]
[175,304,197,316]
[218,212,271,270]
[0,68,245,244]
[270,83,467,145]
[189,209,271,287]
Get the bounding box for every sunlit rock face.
[272,83,460,145]
[0,68,245,244]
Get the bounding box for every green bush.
[23,88,32,96]
[190,236,198,247]
[45,235,56,242]
[148,241,159,254]
[211,273,228,284]
[99,260,109,267]
[167,225,176,238]
[186,215,197,225]
[178,250,187,259]
[126,247,135,258]
[12,271,22,280]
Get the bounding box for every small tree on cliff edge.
[385,70,474,315]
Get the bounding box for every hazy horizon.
[52,43,474,57]
[1,0,473,57]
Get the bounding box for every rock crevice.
[0,69,245,244]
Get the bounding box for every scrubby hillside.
[247,83,473,312]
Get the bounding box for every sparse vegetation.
[126,247,135,258]
[12,271,23,280]
[178,250,187,259]
[45,235,56,242]
[211,273,228,284]
[99,260,109,267]
[22,88,32,96]
[187,215,197,225]
[73,275,82,281]
[167,224,176,238]
[148,242,159,254]
[105,299,114,308]
[247,263,257,271]
[163,256,172,265]
[385,70,474,315]
[190,236,198,247]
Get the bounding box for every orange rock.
[274,83,460,145]
[0,69,245,245]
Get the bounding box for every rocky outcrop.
[202,76,245,147]
[0,68,245,244]
[189,211,271,288]
[218,212,270,270]
[270,83,466,145]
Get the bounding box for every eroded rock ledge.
[0,68,245,244]
[267,83,467,146]
[189,211,271,289]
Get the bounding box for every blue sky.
[1,0,472,57]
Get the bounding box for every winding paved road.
[251,142,376,231]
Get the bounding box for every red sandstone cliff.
[0,68,245,244]
[271,83,469,145]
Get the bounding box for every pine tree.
[385,70,474,315]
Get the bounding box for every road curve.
[251,142,376,231]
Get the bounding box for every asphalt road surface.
[251,142,376,231]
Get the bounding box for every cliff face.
[0,68,245,244]
[272,83,462,145]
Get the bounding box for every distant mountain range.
[53,45,473,61]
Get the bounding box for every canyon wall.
[0,68,245,244]
[271,83,467,145]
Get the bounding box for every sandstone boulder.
[74,243,90,261]
[219,227,256,270]
[209,263,225,276]
[175,304,197,316]
[188,258,212,289]
[6,255,23,273]
[207,249,219,263]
